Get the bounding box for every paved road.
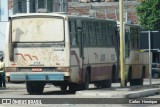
[0,79,160,107]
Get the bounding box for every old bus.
[121,22,147,86]
[4,13,118,94]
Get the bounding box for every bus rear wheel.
[26,82,45,94]
[130,79,143,86]
[81,71,90,90]
[94,83,101,88]
[60,85,67,91]
[69,84,79,92]
[101,80,111,88]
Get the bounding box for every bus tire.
[130,79,137,86]
[136,71,145,85]
[112,65,116,83]
[128,67,132,82]
[94,82,101,88]
[26,82,44,94]
[130,79,143,86]
[60,85,67,91]
[101,80,111,88]
[26,82,36,94]
[130,69,145,86]
[69,84,78,93]
[125,80,128,86]
[82,71,90,90]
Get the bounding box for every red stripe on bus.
[24,54,33,60]
[12,63,16,66]
[32,56,38,60]
[15,53,26,61]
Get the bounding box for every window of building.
[13,0,67,14]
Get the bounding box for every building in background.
[12,0,67,14]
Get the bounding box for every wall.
[68,1,140,24]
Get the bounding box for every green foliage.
[136,0,160,30]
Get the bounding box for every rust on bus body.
[13,48,65,67]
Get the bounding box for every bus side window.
[107,22,114,46]
[101,22,107,46]
[69,21,77,46]
[125,29,130,57]
[131,27,139,49]
[96,22,101,46]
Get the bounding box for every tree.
[136,0,160,30]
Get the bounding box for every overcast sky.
[0,22,7,51]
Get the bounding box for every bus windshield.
[11,17,64,42]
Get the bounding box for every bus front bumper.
[10,72,70,81]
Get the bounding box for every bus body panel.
[123,23,148,80]
[5,14,71,82]
[10,47,67,67]
[4,13,129,94]
[70,47,117,83]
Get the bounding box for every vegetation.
[136,0,160,30]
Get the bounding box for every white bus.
[4,13,118,94]
[121,23,147,86]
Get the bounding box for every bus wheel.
[130,79,137,86]
[26,82,36,94]
[130,79,143,86]
[69,84,78,93]
[138,78,143,85]
[36,83,45,94]
[94,83,101,88]
[26,82,44,94]
[60,85,67,91]
[101,80,111,88]
[82,71,89,90]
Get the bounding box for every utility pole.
[119,0,125,87]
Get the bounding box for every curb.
[76,91,126,98]
[0,87,7,90]
[125,88,160,99]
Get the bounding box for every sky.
[0,22,7,51]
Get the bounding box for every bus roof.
[117,21,140,27]
[10,13,116,22]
